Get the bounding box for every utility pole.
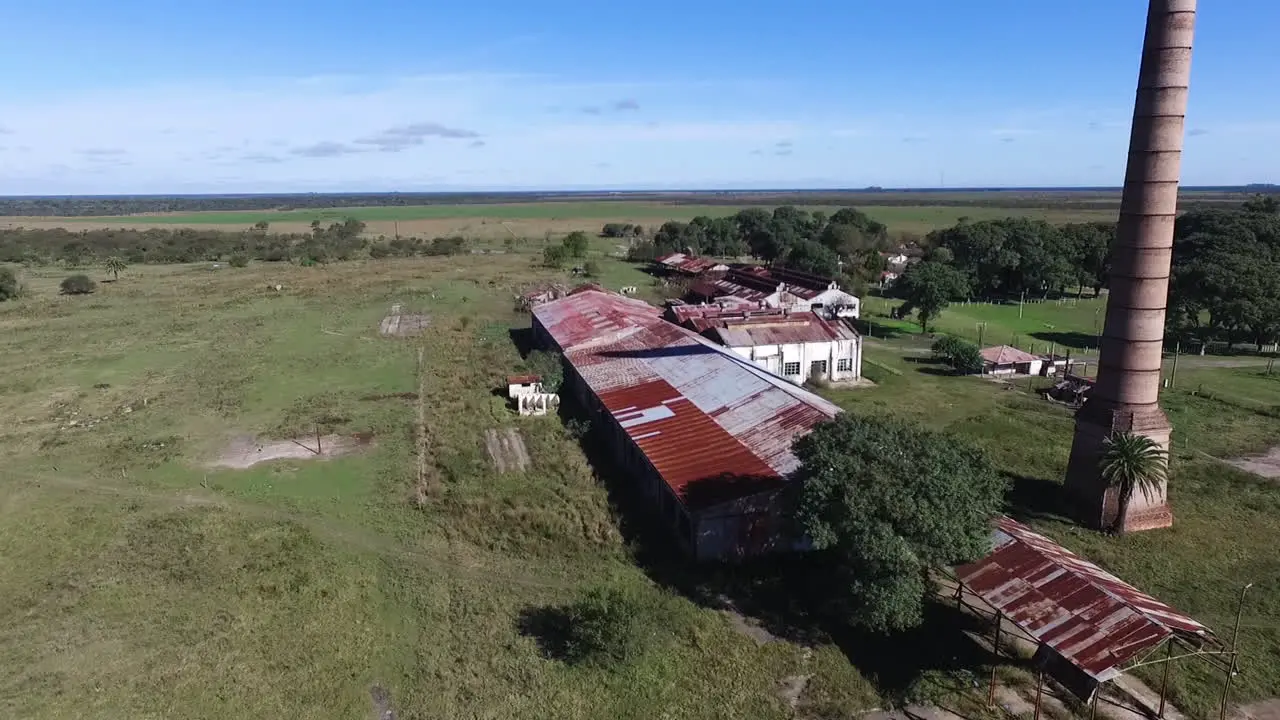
[1170,341,1181,389]
[977,323,987,348]
[1020,289,1026,319]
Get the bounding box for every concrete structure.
[1065,0,1195,533]
[688,265,861,319]
[981,345,1044,377]
[531,289,840,560]
[670,305,862,383]
[507,374,543,398]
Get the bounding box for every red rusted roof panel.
[532,290,841,511]
[955,517,1211,682]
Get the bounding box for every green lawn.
[0,252,1275,719]
[67,202,1117,234]
[862,293,1108,354]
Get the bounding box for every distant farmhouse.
[531,288,841,560]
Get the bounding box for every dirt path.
[484,428,530,473]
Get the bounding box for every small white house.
[678,309,862,384]
[981,346,1043,376]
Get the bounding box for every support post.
[1159,640,1174,718]
[1170,341,1181,389]
[1220,583,1253,720]
[316,424,322,455]
[1034,671,1044,720]
[989,613,1003,707]
[1091,688,1100,720]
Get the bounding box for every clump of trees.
[60,274,96,295]
[601,223,645,238]
[0,266,18,301]
[542,232,591,268]
[931,336,984,374]
[1167,203,1280,350]
[0,218,471,268]
[791,414,1007,632]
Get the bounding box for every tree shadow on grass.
[516,605,572,662]
[1029,331,1097,352]
[917,367,960,377]
[1004,473,1074,523]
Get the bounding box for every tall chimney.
[1063,0,1196,532]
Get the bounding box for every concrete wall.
[729,337,862,383]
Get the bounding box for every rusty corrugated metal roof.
[981,345,1041,365]
[655,253,729,276]
[955,517,1212,682]
[532,290,840,511]
[706,312,859,347]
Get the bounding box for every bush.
[562,586,661,668]
[543,245,571,268]
[525,350,564,393]
[583,260,601,277]
[563,231,590,258]
[931,335,984,374]
[228,254,249,268]
[0,267,17,301]
[626,240,659,263]
[60,274,96,295]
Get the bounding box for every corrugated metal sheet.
[708,313,859,347]
[955,516,1211,682]
[532,290,840,512]
[982,345,1041,365]
[655,253,729,276]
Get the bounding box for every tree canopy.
[791,414,1007,633]
[894,261,969,333]
[0,266,18,301]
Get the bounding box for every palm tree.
[104,256,127,281]
[1098,432,1169,534]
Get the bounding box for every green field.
[28,202,1120,236]
[1,249,1276,719]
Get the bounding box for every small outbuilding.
[981,345,1043,376]
[507,374,544,398]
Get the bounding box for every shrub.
[0,267,17,301]
[583,260,601,277]
[60,274,96,295]
[626,240,659,263]
[526,350,564,393]
[563,231,590,258]
[228,254,249,268]
[543,245,571,268]
[931,336,984,374]
[562,586,661,668]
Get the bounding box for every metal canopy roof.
[955,517,1213,682]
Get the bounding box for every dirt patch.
[778,670,812,710]
[1226,445,1280,479]
[484,427,530,473]
[208,433,374,469]
[370,684,395,720]
[1233,699,1280,720]
[378,303,430,338]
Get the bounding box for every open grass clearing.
[4,201,1119,238]
[1,248,1276,719]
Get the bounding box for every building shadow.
[508,326,535,359]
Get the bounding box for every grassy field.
[4,201,1119,240]
[1,249,1276,719]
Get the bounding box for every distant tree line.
[891,197,1280,350]
[0,219,470,266]
[3,188,1273,217]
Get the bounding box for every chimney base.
[1064,402,1174,533]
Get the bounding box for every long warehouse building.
[531,288,840,560]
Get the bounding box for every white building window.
[810,360,828,376]
[783,362,801,376]
[837,358,853,372]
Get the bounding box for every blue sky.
[1,0,1277,193]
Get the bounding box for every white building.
[672,306,862,384]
